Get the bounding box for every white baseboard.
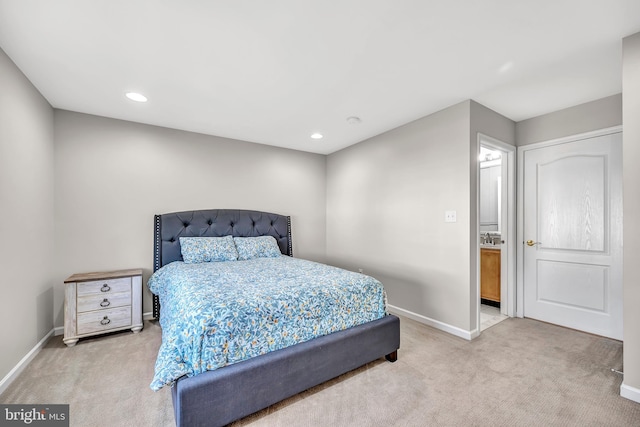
[388,304,474,341]
[2,312,157,396]
[0,328,54,396]
[621,382,640,403]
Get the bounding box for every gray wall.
[0,48,54,383]
[471,101,517,146]
[53,111,327,325]
[516,94,622,146]
[326,100,514,334]
[622,32,640,399]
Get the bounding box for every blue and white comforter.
[148,256,387,390]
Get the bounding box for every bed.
[151,209,400,427]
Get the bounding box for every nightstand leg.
[63,338,79,347]
[131,326,143,334]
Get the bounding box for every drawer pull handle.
[100,299,110,307]
[100,316,111,325]
[101,284,111,292]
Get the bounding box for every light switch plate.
[445,210,457,222]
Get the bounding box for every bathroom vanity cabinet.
[480,247,500,303]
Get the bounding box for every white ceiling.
[1,1,639,154]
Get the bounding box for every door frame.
[477,134,516,324]
[516,126,623,318]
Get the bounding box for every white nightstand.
[63,269,143,347]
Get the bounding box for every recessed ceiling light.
[125,92,148,102]
[311,133,323,140]
[346,116,362,125]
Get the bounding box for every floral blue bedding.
[148,256,387,390]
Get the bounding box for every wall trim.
[477,133,517,321]
[388,304,475,341]
[621,382,640,404]
[518,125,622,151]
[0,328,54,396]
[5,313,157,395]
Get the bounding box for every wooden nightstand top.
[64,268,143,283]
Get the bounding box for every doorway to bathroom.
[478,134,515,331]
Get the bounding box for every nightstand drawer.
[77,291,131,313]
[77,277,131,296]
[64,269,143,347]
[77,306,132,335]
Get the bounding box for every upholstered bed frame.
[152,209,400,427]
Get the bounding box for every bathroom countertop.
[480,244,501,250]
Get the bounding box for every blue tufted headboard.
[152,209,292,319]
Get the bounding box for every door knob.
[526,240,541,246]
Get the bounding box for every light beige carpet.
[2,316,639,426]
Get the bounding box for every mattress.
[148,256,387,390]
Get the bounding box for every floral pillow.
[179,236,238,263]
[234,236,282,260]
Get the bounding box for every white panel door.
[523,132,622,340]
